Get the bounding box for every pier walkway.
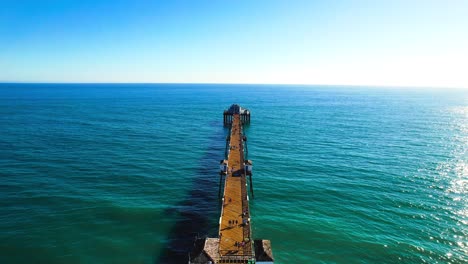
[218,114,252,258]
[189,104,273,264]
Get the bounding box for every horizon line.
[0,81,467,90]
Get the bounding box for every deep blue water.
[0,83,467,263]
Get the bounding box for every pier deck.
[189,105,273,264]
[219,114,252,258]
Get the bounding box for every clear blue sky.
[1,0,467,88]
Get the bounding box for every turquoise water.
[0,84,467,264]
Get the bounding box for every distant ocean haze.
[0,83,466,263]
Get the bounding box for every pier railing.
[218,251,254,260]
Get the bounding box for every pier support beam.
[243,136,248,160]
[225,136,230,159]
[249,175,254,198]
[218,174,224,199]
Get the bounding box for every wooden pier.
[219,113,251,257]
[189,105,274,264]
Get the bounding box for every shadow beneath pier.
[154,121,227,264]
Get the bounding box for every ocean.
[0,83,466,264]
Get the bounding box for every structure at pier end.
[189,104,274,264]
